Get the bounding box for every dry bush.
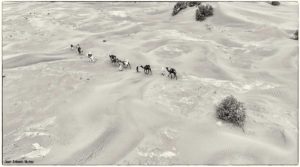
[271,1,280,6]
[187,1,201,7]
[216,95,246,127]
[195,4,214,21]
[294,30,298,40]
[172,2,188,16]
[195,8,206,21]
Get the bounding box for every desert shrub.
[294,30,298,40]
[216,95,246,127]
[172,2,188,16]
[195,8,206,21]
[195,4,214,21]
[188,1,201,7]
[271,1,280,6]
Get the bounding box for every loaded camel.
[118,59,131,69]
[109,54,131,70]
[87,51,96,63]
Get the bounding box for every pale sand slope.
[2,2,298,165]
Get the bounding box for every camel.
[140,65,152,75]
[87,51,96,63]
[109,54,131,69]
[166,67,177,80]
[118,60,131,69]
[161,67,168,76]
[109,54,118,64]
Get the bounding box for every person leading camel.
[77,46,83,55]
[140,65,152,75]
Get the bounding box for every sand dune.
[2,1,298,165]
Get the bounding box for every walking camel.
[166,67,177,80]
[140,65,152,75]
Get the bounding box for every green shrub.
[216,95,246,127]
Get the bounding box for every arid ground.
[2,1,298,165]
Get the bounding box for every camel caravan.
[69,44,177,80]
[70,44,97,63]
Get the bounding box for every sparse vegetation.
[294,30,298,40]
[195,9,206,21]
[271,1,280,6]
[172,1,209,20]
[187,1,201,7]
[172,2,188,16]
[216,95,246,127]
[195,4,214,21]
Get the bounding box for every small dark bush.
[195,8,206,21]
[216,95,246,127]
[172,2,188,16]
[188,1,201,7]
[195,4,214,21]
[271,1,280,6]
[294,30,298,40]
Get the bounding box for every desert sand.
[2,1,298,165]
